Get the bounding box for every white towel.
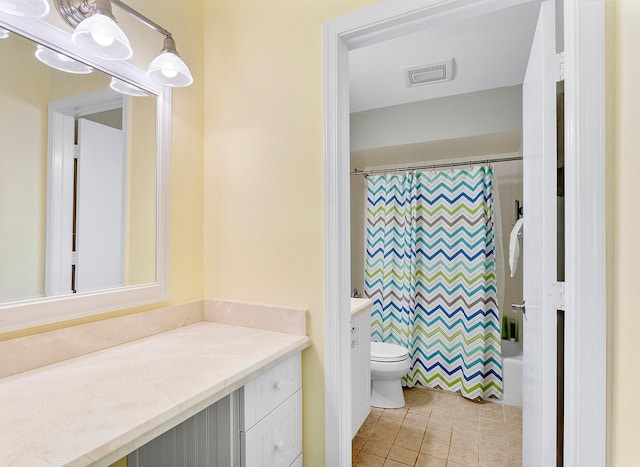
[509,217,524,277]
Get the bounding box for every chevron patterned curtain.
[365,166,503,400]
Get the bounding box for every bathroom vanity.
[350,298,372,438]
[0,320,310,466]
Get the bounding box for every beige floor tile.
[430,408,453,420]
[353,451,386,467]
[452,426,479,438]
[353,435,367,452]
[420,439,450,459]
[387,445,419,465]
[394,433,424,451]
[382,408,409,422]
[424,427,452,444]
[453,419,480,431]
[370,426,398,443]
[478,452,510,467]
[450,432,479,450]
[361,439,393,458]
[448,446,479,465]
[478,402,503,412]
[408,403,434,416]
[428,417,453,432]
[479,410,504,423]
[478,419,506,433]
[404,412,430,429]
[504,412,522,427]
[369,387,523,467]
[371,407,385,418]
[358,422,376,438]
[478,431,504,448]
[508,449,522,467]
[415,453,447,467]
[378,418,403,431]
[414,390,438,403]
[383,460,411,467]
[503,405,522,417]
[399,424,427,439]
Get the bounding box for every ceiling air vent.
[403,59,454,87]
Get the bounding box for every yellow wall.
[0,36,48,302]
[202,1,379,463]
[607,1,639,465]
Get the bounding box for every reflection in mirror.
[0,29,157,304]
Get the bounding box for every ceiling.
[348,1,542,113]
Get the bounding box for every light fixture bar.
[110,0,170,38]
[55,0,173,38]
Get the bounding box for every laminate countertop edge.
[0,322,311,466]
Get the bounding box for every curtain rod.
[350,156,523,176]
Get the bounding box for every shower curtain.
[365,166,503,400]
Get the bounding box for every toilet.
[370,341,411,408]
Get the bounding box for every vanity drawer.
[241,389,302,467]
[241,353,301,429]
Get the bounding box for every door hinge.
[73,144,79,159]
[550,281,565,311]
[71,251,78,266]
[549,52,565,82]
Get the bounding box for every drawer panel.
[242,389,302,467]
[241,354,301,429]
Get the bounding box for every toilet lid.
[371,342,409,362]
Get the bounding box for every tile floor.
[352,387,522,467]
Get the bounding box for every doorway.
[323,1,605,466]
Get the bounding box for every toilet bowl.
[370,341,411,409]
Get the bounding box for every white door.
[75,118,126,292]
[522,0,558,465]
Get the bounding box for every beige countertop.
[351,297,373,319]
[0,322,310,466]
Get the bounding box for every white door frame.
[45,88,129,297]
[323,1,605,466]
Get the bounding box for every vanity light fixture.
[54,0,193,87]
[147,35,193,88]
[0,0,50,17]
[35,44,93,74]
[70,0,132,60]
[109,77,149,97]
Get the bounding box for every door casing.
[323,0,606,465]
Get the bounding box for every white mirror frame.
[0,13,170,333]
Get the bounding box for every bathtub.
[500,339,523,406]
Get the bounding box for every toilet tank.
[350,298,372,438]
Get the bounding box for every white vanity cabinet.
[128,353,302,467]
[240,353,303,467]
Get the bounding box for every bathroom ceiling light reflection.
[110,77,149,97]
[35,45,93,74]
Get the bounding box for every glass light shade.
[147,50,193,88]
[0,0,49,17]
[71,13,132,61]
[110,77,149,97]
[0,28,9,39]
[35,45,93,74]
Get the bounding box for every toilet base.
[371,379,406,409]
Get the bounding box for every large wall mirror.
[0,15,169,333]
